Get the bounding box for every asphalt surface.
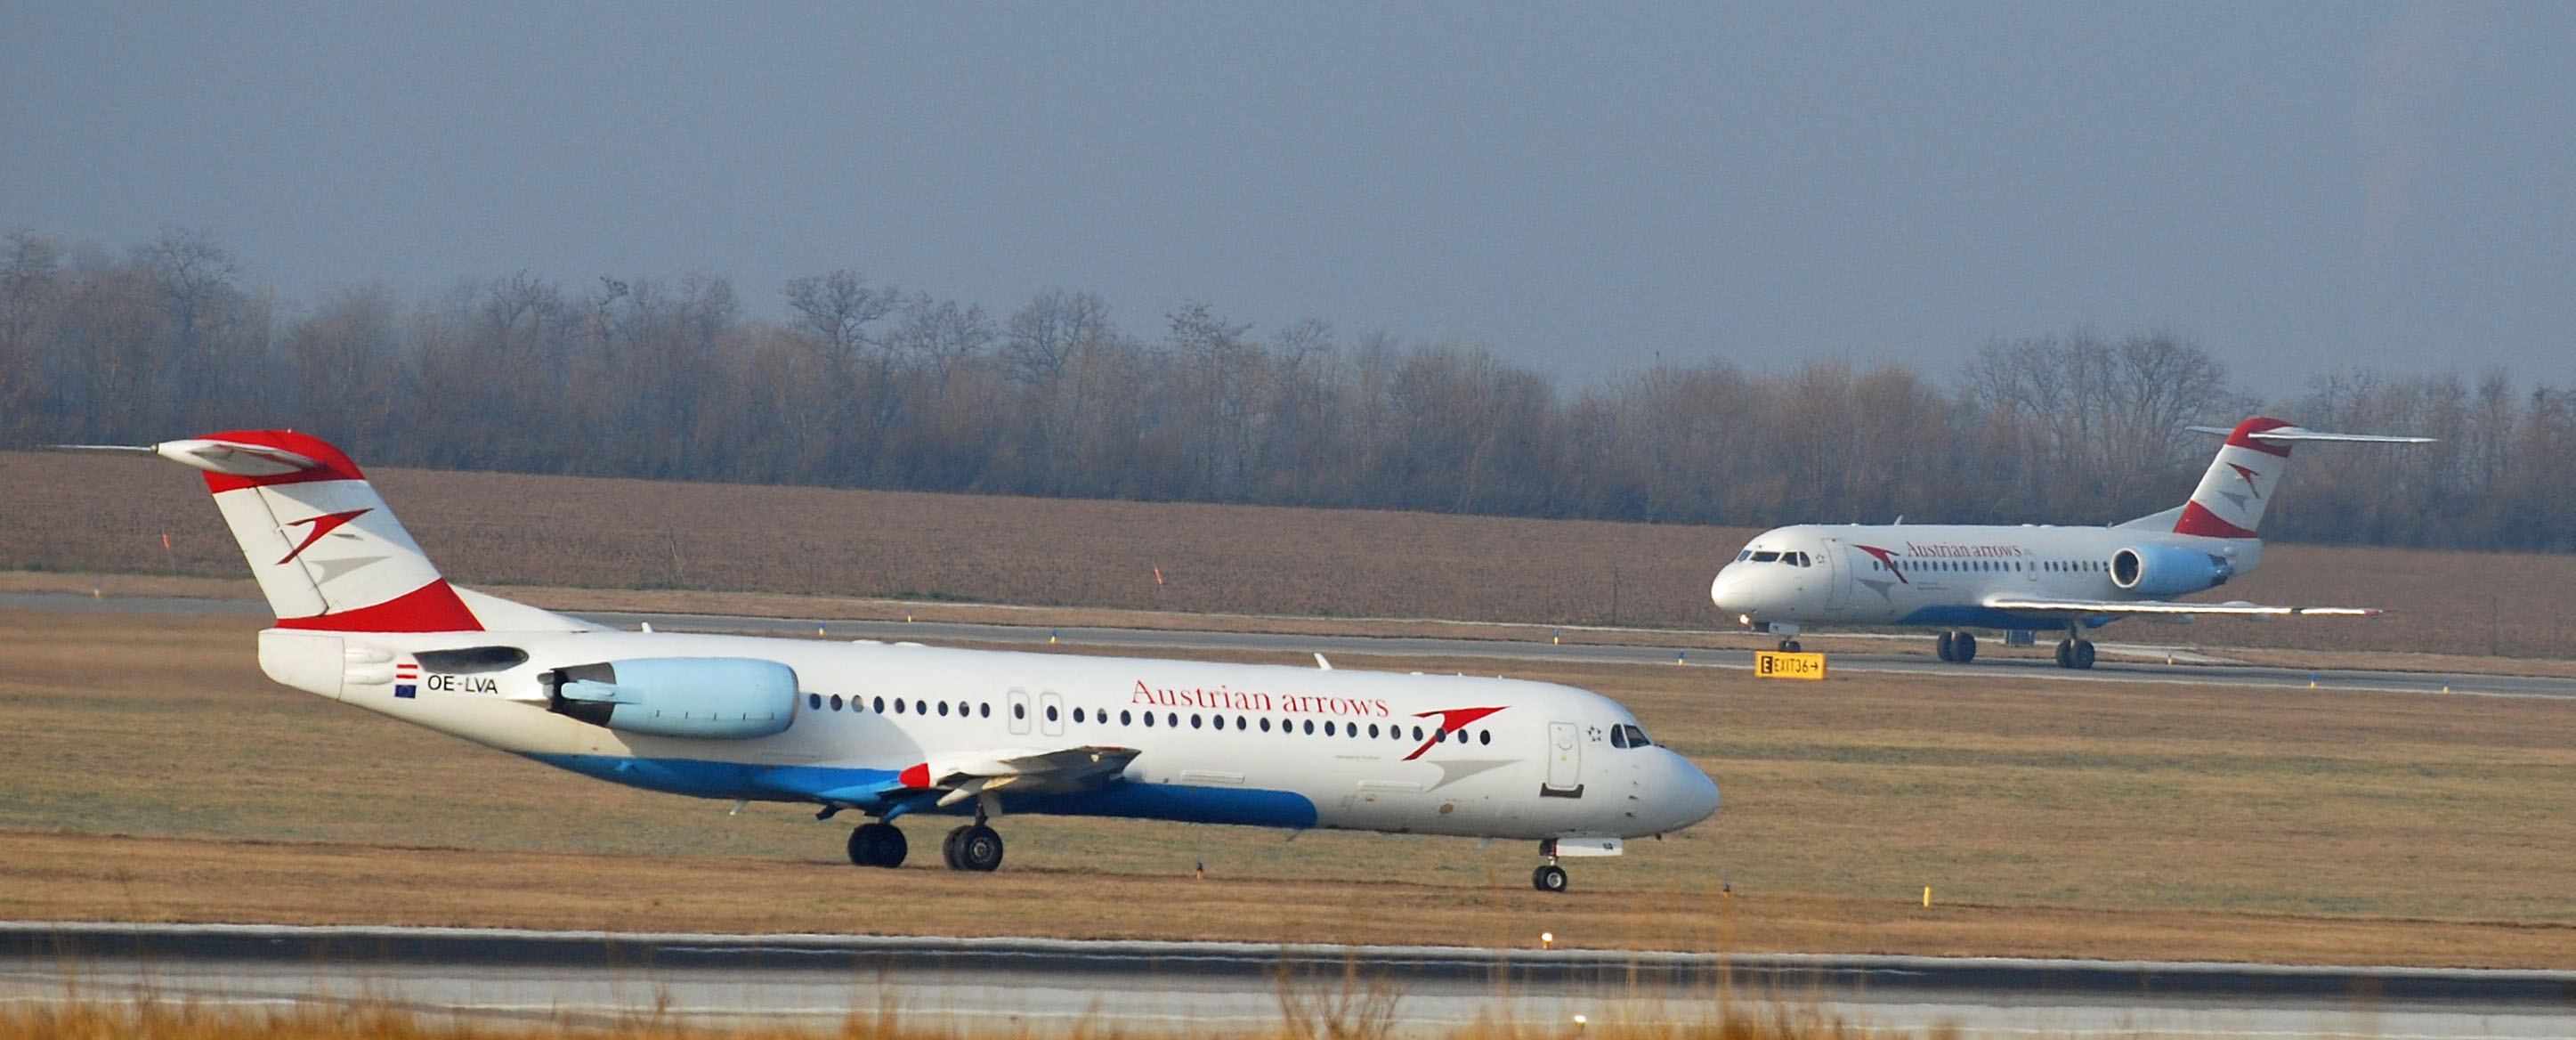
[6,923,2572,1036]
[9,591,2573,699]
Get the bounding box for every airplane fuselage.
[1709,523,2260,632]
[258,624,1719,841]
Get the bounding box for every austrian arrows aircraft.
[76,431,1718,892]
[1708,418,2430,669]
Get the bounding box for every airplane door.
[1543,721,1584,798]
[1007,688,1032,735]
[1823,538,1851,612]
[1039,691,1065,737]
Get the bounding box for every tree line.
[4,227,2571,551]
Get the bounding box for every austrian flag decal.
[394,661,418,699]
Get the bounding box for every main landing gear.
[1531,840,1571,893]
[943,820,1005,872]
[2054,637,2097,670]
[1935,630,1978,662]
[847,821,908,868]
[846,813,1009,872]
[1775,638,1803,653]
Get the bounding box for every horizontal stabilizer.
[2184,425,2435,444]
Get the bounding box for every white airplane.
[71,430,1718,892]
[1708,417,2431,669]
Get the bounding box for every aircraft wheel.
[952,825,1005,872]
[1954,632,1977,663]
[847,822,907,868]
[1935,631,1956,662]
[941,825,971,869]
[1780,639,1802,653]
[2054,640,2074,668]
[1532,864,1569,893]
[2072,641,2096,670]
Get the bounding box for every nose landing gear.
[1531,840,1570,892]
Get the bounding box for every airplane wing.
[1982,594,2378,618]
[907,745,1142,807]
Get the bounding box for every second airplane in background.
[1709,418,2430,669]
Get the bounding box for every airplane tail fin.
[2165,417,2434,539]
[144,431,487,631]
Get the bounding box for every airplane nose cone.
[1660,752,1721,831]
[1709,568,1738,611]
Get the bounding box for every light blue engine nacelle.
[2109,544,2234,598]
[555,657,799,739]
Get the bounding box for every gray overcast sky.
[5,3,2570,394]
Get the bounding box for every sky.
[4,3,2571,394]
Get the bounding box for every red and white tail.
[156,430,485,632]
[2170,417,2434,539]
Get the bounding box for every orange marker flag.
[1153,567,1165,586]
[162,532,172,550]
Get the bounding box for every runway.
[5,923,2571,1037]
[9,591,2573,699]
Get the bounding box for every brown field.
[4,608,2572,968]
[4,450,2572,659]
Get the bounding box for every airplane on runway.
[1708,417,2430,670]
[69,430,1718,892]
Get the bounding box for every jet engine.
[2108,544,2234,598]
[551,657,799,738]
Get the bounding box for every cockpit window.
[1611,723,1653,749]
[1790,552,1810,567]
[1736,549,1752,561]
[1750,550,1780,562]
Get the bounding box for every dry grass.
[0,995,1905,1040]
[9,450,2569,657]
[4,609,2572,968]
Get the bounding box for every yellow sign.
[1754,651,1827,680]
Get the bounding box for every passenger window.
[1121,710,1132,726]
[1191,714,1203,729]
[915,700,927,715]
[1413,726,1425,741]
[809,694,823,711]
[895,699,906,714]
[1303,719,1315,735]
[1167,712,1179,727]
[1143,711,1154,727]
[1045,705,1059,722]
[937,701,950,717]
[1010,703,1023,719]
[873,696,886,713]
[1479,729,1491,745]
[1366,724,1379,738]
[979,703,990,718]
[1236,715,1248,730]
[1073,707,1085,723]
[828,695,842,711]
[1260,717,1271,732]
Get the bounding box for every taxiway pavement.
[7,591,2572,699]
[6,923,2572,1037]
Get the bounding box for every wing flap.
[915,745,1141,796]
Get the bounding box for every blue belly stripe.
[523,753,1318,829]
